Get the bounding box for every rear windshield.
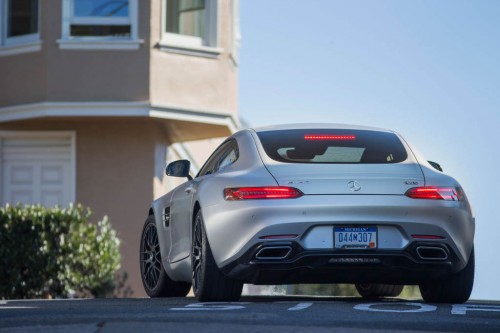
[256,129,408,164]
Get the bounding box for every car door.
[168,140,237,263]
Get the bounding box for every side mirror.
[428,160,443,172]
[166,160,193,180]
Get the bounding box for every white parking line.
[287,302,313,311]
[169,303,247,311]
[452,304,500,315]
[354,302,437,313]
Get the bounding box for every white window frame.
[229,0,240,65]
[0,0,41,57]
[0,131,77,207]
[58,0,143,50]
[159,0,222,58]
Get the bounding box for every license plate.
[334,226,377,249]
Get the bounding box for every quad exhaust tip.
[416,246,448,260]
[255,246,292,260]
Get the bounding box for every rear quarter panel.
[199,130,280,265]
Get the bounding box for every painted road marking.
[287,302,313,311]
[452,304,500,315]
[354,302,437,313]
[169,302,247,311]
[167,301,500,316]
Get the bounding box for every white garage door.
[0,132,75,207]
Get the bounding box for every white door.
[0,133,75,207]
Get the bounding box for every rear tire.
[191,210,243,302]
[419,246,475,303]
[355,283,404,298]
[140,215,191,297]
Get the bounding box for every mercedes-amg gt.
[140,124,475,303]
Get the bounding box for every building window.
[59,0,142,50]
[70,0,131,38]
[7,0,38,37]
[166,0,206,39]
[0,0,41,56]
[160,0,219,56]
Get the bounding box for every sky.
[238,0,500,300]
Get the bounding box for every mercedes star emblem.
[348,180,361,192]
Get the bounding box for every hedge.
[0,204,121,299]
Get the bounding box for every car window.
[257,129,408,164]
[196,140,238,177]
[216,143,239,172]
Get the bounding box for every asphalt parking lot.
[1,296,500,333]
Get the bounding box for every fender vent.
[163,207,170,228]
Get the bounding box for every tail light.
[304,134,356,140]
[224,186,303,200]
[405,186,463,201]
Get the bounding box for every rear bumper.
[220,240,466,285]
[202,194,475,280]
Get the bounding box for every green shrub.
[0,204,121,299]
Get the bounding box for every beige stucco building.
[0,0,240,296]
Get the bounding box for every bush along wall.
[0,204,121,299]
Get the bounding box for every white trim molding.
[229,0,241,66]
[0,41,41,57]
[158,43,222,59]
[57,39,143,50]
[0,101,151,121]
[150,103,239,134]
[0,101,240,134]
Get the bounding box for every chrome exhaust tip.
[255,246,292,260]
[416,246,448,260]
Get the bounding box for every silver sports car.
[140,124,475,303]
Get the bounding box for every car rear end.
[211,125,474,286]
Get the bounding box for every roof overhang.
[0,101,239,142]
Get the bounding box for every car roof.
[250,123,395,133]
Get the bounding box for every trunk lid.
[265,163,424,195]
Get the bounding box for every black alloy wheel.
[192,214,203,294]
[141,218,162,291]
[191,210,243,301]
[140,215,191,297]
